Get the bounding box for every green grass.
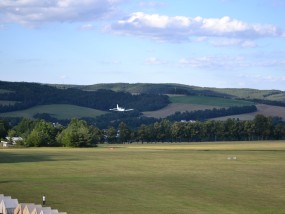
[0,100,19,106]
[169,95,254,107]
[1,142,285,214]
[0,104,107,119]
[0,89,14,94]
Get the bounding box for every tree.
[118,122,131,143]
[0,119,9,139]
[273,124,285,139]
[137,124,148,143]
[89,125,104,144]
[12,118,36,139]
[253,114,272,140]
[106,126,117,144]
[153,120,172,142]
[171,122,186,142]
[57,119,98,147]
[25,120,58,147]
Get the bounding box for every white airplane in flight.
[109,104,134,112]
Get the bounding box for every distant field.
[0,100,19,106]
[169,95,254,107]
[143,103,220,118]
[0,89,14,94]
[212,104,285,121]
[144,96,284,120]
[0,104,107,119]
[1,142,285,214]
[144,95,254,118]
[210,88,285,102]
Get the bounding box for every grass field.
[144,95,255,118]
[212,104,285,121]
[0,104,106,119]
[169,95,254,107]
[1,142,285,214]
[143,103,220,118]
[0,89,14,94]
[0,100,19,106]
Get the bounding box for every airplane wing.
[124,109,134,111]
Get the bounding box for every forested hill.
[0,81,169,112]
[1,81,285,114]
[58,83,285,105]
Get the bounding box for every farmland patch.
[0,104,107,119]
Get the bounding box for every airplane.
[109,104,134,112]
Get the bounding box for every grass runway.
[1,141,285,214]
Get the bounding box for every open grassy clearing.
[144,103,285,120]
[143,103,220,118]
[169,95,254,107]
[1,142,285,214]
[212,104,285,121]
[0,100,19,106]
[0,89,14,94]
[0,104,107,119]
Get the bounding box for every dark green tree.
[57,119,99,147]
[106,127,117,144]
[25,120,58,147]
[253,114,272,140]
[118,122,131,143]
[12,118,36,139]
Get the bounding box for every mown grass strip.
[169,95,254,107]
[1,142,285,214]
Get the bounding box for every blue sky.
[1,0,285,90]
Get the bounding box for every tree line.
[1,114,285,147]
[0,81,170,112]
[30,104,258,130]
[166,105,257,121]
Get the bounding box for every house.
[1,141,13,147]
[0,194,66,214]
[1,137,23,147]
[6,137,23,144]
[31,207,51,214]
[23,204,42,214]
[0,197,18,214]
[14,203,34,214]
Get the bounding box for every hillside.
[1,81,284,126]
[0,104,106,120]
[144,95,255,119]
[0,81,169,112]
[64,83,285,103]
[145,103,285,121]
[212,104,285,121]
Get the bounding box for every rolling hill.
[0,104,106,120]
[63,83,285,103]
[1,81,285,124]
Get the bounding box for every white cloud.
[209,38,257,48]
[179,54,285,71]
[108,12,284,44]
[179,56,248,70]
[80,23,96,30]
[145,57,166,65]
[0,0,125,26]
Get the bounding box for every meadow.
[1,142,285,214]
[0,104,106,120]
[169,95,254,107]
